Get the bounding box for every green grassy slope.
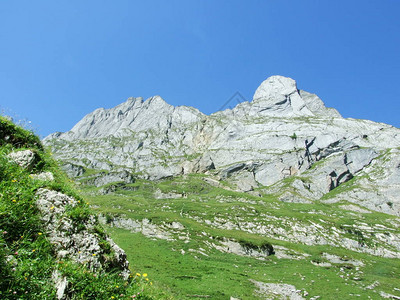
[82,175,400,299]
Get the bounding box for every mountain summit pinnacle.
[253,75,298,101]
[249,75,341,118]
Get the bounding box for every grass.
[0,116,173,299]
[83,174,400,299]
[106,227,399,299]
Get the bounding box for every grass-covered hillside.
[0,116,172,299]
[80,173,400,299]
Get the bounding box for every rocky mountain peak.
[250,75,341,118]
[253,75,298,101]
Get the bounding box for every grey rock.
[105,216,175,241]
[61,163,85,177]
[252,76,313,117]
[220,163,246,179]
[251,280,306,300]
[274,245,310,260]
[380,291,400,299]
[339,204,372,214]
[154,189,183,199]
[35,188,130,276]
[325,148,400,216]
[106,237,130,277]
[30,171,54,181]
[7,150,37,169]
[211,238,274,259]
[207,214,400,258]
[322,253,364,266]
[346,148,377,174]
[84,170,135,187]
[231,171,258,192]
[98,182,125,195]
[299,90,342,118]
[52,270,68,300]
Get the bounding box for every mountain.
[42,76,400,299]
[44,75,400,216]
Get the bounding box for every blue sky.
[1,0,399,137]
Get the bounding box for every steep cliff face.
[44,76,400,216]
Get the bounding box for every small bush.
[0,116,43,150]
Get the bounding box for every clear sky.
[1,0,399,137]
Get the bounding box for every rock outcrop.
[35,188,129,276]
[7,148,131,298]
[7,149,38,170]
[44,75,400,216]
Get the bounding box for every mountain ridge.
[44,75,400,216]
[45,75,346,141]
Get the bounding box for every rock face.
[44,75,400,216]
[35,188,129,276]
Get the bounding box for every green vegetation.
[0,116,171,299]
[83,174,400,299]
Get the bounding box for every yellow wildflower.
[92,253,96,256]
[136,273,141,277]
[32,249,35,252]
[12,199,16,203]
[145,278,149,281]
[38,232,42,235]
[50,206,55,210]
[143,273,148,277]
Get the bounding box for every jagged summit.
[251,75,341,117]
